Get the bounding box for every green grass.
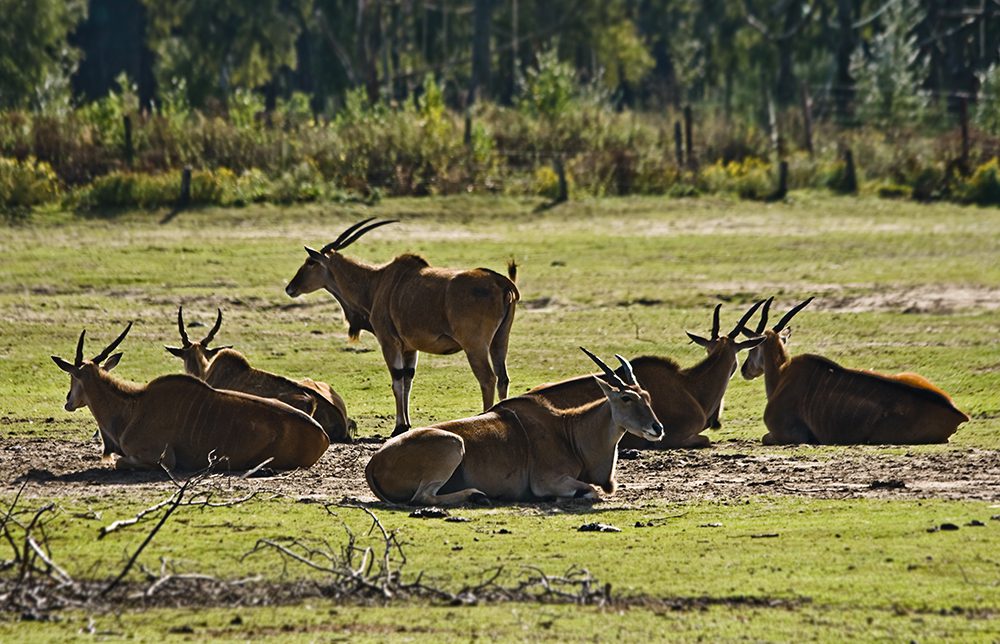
[2,193,998,443]
[7,602,998,642]
[2,193,1000,638]
[1,497,998,641]
[30,498,999,608]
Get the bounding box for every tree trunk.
[774,1,801,106]
[834,0,855,123]
[468,0,494,106]
[358,0,382,105]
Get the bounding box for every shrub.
[0,156,60,218]
[905,164,944,201]
[225,168,272,205]
[874,181,910,199]
[699,158,773,199]
[269,161,327,204]
[74,171,177,210]
[958,158,1000,205]
[817,159,857,194]
[533,164,574,199]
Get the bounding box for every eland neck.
[683,342,738,411]
[565,398,623,488]
[324,254,380,316]
[183,351,211,380]
[762,331,791,398]
[79,369,142,442]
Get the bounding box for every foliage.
[141,0,312,109]
[590,16,655,90]
[0,157,60,219]
[73,171,181,211]
[518,46,579,121]
[850,0,929,130]
[958,158,1000,206]
[699,158,773,199]
[974,63,1000,135]
[77,73,139,148]
[1,96,997,207]
[817,159,857,194]
[0,0,87,111]
[533,164,570,199]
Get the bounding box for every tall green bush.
[0,156,60,218]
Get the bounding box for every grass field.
[1,193,999,640]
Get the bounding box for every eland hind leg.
[379,340,412,436]
[489,305,516,402]
[366,429,487,505]
[762,403,816,445]
[465,347,498,412]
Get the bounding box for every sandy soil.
[3,436,998,505]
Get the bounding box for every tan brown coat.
[365,351,663,505]
[53,324,329,471]
[526,302,765,449]
[285,219,519,435]
[741,298,969,445]
[166,308,354,443]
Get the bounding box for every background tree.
[0,0,87,110]
[72,0,155,109]
[851,0,929,130]
[142,0,313,110]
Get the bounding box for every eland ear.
[592,375,618,398]
[305,246,325,262]
[51,356,77,374]
[686,332,710,347]
[735,336,766,351]
[779,327,793,341]
[205,345,233,357]
[102,353,123,371]
[165,345,185,357]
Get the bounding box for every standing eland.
[285,218,519,436]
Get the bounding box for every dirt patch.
[818,286,1000,314]
[2,437,998,504]
[697,284,1000,314]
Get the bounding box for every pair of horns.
[707,300,767,340]
[74,321,133,366]
[319,217,398,254]
[580,347,636,390]
[750,297,814,335]
[177,306,223,347]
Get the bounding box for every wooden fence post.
[767,160,789,201]
[959,96,970,174]
[178,166,192,207]
[800,83,814,158]
[553,155,568,203]
[683,106,695,169]
[673,121,684,167]
[123,115,134,168]
[842,148,858,194]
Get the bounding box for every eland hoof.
[469,491,491,506]
[391,423,411,437]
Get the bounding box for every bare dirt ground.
[3,436,998,505]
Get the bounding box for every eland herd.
[51,218,970,504]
